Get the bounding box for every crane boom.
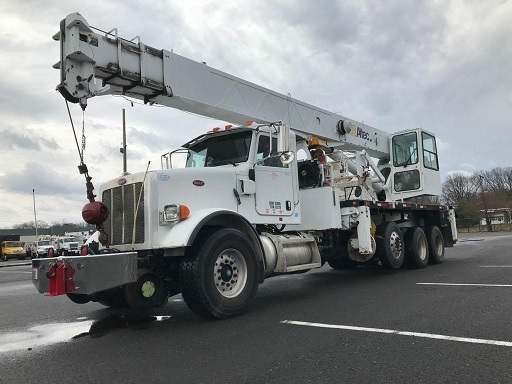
[55,13,390,158]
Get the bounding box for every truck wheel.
[180,228,259,319]
[66,293,92,304]
[404,227,429,269]
[426,226,444,264]
[327,258,357,270]
[124,270,168,309]
[323,231,357,270]
[1,254,7,262]
[376,222,404,269]
[95,287,129,308]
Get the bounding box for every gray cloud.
[0,161,83,196]
[0,0,511,227]
[0,125,59,151]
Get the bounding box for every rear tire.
[376,222,404,269]
[404,227,429,269]
[426,226,445,264]
[179,228,259,319]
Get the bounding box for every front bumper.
[4,251,25,259]
[32,252,138,295]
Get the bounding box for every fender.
[160,208,266,283]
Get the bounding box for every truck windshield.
[186,131,252,168]
[38,241,51,246]
[61,237,75,242]
[5,241,22,247]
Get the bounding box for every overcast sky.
[0,0,511,228]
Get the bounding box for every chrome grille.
[102,182,145,245]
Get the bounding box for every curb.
[0,261,32,268]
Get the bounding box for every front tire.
[179,228,259,319]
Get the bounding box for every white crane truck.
[32,13,457,318]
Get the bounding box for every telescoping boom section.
[32,13,457,319]
[55,12,390,158]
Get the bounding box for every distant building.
[0,227,95,246]
[479,208,511,226]
[0,228,54,245]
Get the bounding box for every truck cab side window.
[256,135,288,168]
[256,135,286,167]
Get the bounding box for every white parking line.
[0,270,32,274]
[417,283,512,287]
[281,320,512,347]
[479,265,512,268]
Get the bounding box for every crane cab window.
[392,132,418,167]
[422,132,439,170]
[394,170,420,192]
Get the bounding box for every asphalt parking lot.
[0,232,511,383]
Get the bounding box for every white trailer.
[32,13,457,318]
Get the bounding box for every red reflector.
[80,245,89,256]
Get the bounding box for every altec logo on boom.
[352,126,372,141]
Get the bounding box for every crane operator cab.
[387,128,441,200]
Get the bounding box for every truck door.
[253,133,295,220]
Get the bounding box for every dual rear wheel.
[376,222,445,270]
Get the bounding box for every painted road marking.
[281,320,512,347]
[417,283,512,287]
[0,270,32,274]
[479,265,512,268]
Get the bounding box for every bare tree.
[480,167,512,201]
[13,220,49,229]
[442,172,479,204]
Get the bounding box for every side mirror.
[277,124,290,153]
[280,151,295,164]
[277,124,294,164]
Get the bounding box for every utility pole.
[33,189,38,241]
[121,109,127,175]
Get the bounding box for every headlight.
[163,204,190,223]
[164,205,179,221]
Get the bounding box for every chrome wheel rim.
[389,231,403,259]
[213,248,247,298]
